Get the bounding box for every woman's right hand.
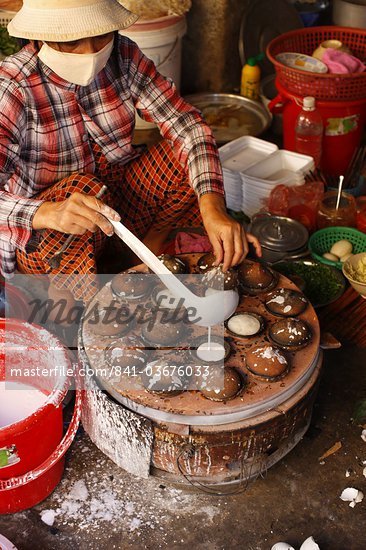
[32,192,120,236]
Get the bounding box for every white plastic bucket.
[121,15,187,129]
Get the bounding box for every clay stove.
[79,254,322,493]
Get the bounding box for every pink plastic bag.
[265,181,324,231]
[265,185,290,216]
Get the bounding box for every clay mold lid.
[197,252,218,273]
[86,302,133,337]
[151,286,187,311]
[105,336,147,370]
[245,344,289,381]
[154,254,187,274]
[269,318,312,350]
[200,366,244,402]
[238,261,278,294]
[265,287,308,317]
[140,353,188,396]
[225,312,264,338]
[141,309,190,348]
[111,271,151,301]
[202,265,239,291]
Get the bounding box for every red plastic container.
[357,201,366,233]
[0,281,32,320]
[269,78,366,176]
[267,26,366,101]
[0,319,81,514]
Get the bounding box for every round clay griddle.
[80,254,320,426]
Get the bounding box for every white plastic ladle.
[110,220,239,327]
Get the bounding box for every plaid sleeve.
[0,79,44,250]
[122,39,225,199]
[0,191,43,251]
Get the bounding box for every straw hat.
[7,0,139,42]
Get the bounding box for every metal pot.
[184,93,272,145]
[333,0,366,28]
[248,213,309,264]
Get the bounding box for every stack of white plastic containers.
[219,136,314,217]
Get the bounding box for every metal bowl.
[184,93,272,144]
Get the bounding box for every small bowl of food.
[276,52,328,73]
[225,312,265,339]
[342,252,366,299]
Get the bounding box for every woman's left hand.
[199,193,261,271]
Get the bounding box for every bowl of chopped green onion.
[274,259,346,308]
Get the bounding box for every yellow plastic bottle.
[240,53,264,100]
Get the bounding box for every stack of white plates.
[222,168,242,210]
[241,150,315,216]
[219,136,278,210]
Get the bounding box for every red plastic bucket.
[0,281,32,321]
[269,78,366,176]
[0,319,82,514]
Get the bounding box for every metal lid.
[250,215,309,252]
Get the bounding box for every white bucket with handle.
[121,15,187,129]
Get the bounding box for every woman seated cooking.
[0,0,260,307]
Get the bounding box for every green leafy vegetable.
[275,260,345,307]
[0,27,20,56]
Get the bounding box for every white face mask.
[38,37,114,86]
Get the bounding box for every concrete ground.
[1,345,366,550]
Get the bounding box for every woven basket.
[308,227,366,269]
[0,9,15,28]
[267,26,366,101]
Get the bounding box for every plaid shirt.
[0,34,224,278]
